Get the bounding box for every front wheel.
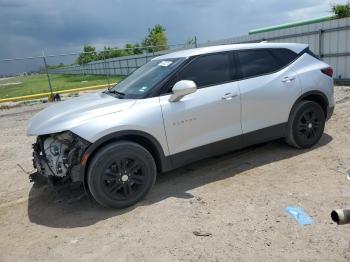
[286,101,325,149]
[87,141,157,208]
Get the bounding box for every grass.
[0,74,123,99]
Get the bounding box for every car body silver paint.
[27,43,334,159]
[238,63,301,133]
[70,96,170,155]
[289,54,335,108]
[159,81,241,155]
[27,92,136,136]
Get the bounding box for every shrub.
[332,2,350,18]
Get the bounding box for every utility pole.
[42,50,53,100]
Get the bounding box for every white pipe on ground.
[331,209,350,225]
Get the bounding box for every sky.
[0,0,345,74]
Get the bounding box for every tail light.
[321,67,333,78]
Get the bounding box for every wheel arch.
[289,90,329,122]
[79,130,172,185]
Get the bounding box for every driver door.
[159,52,242,165]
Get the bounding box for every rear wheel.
[286,101,325,148]
[87,141,157,208]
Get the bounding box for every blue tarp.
[285,206,314,225]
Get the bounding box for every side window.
[176,52,232,88]
[236,49,280,78]
[270,48,298,67]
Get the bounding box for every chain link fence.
[1,16,350,102]
[0,42,195,101]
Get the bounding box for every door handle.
[282,76,295,83]
[221,93,237,100]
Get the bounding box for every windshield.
[108,57,185,99]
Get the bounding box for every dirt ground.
[1,87,350,262]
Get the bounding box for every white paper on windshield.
[139,86,147,92]
[158,61,173,67]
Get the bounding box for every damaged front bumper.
[29,149,55,186]
[30,131,90,186]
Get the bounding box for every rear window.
[237,49,280,78]
[270,48,298,67]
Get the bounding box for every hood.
[27,92,136,136]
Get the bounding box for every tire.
[87,141,157,208]
[286,100,325,149]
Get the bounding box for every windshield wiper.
[105,89,125,98]
[107,89,125,96]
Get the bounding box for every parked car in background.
[27,43,334,208]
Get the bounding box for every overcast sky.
[0,0,345,73]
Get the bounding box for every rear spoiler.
[299,47,320,60]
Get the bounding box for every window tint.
[237,49,280,78]
[270,48,298,66]
[177,53,232,87]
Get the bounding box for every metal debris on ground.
[193,231,212,237]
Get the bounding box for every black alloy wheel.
[102,158,147,201]
[297,109,322,141]
[87,141,157,208]
[286,100,325,148]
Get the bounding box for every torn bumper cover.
[30,131,90,185]
[29,150,55,185]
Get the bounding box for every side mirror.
[169,80,197,102]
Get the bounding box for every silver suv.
[27,43,335,208]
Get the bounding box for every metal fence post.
[102,52,111,88]
[42,50,53,99]
[126,58,130,75]
[318,29,324,59]
[135,57,138,73]
[118,59,122,76]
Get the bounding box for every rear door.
[159,52,242,156]
[235,48,301,133]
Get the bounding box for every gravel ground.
[0,87,350,261]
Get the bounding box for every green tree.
[97,46,129,60]
[133,43,143,55]
[125,43,135,55]
[331,2,350,18]
[109,47,128,58]
[97,46,112,60]
[142,24,168,52]
[76,45,97,65]
[47,63,65,69]
[123,43,143,55]
[77,24,168,63]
